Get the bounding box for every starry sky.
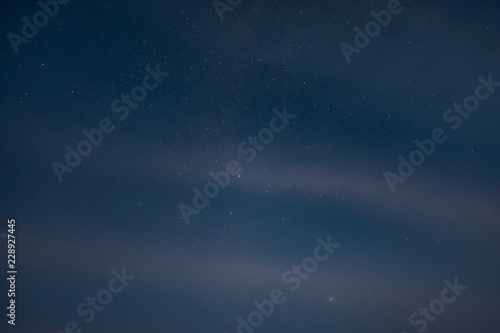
[1,0,499,332]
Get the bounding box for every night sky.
[1,0,499,332]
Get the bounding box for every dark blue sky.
[1,0,499,332]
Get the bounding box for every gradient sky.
[1,0,499,332]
